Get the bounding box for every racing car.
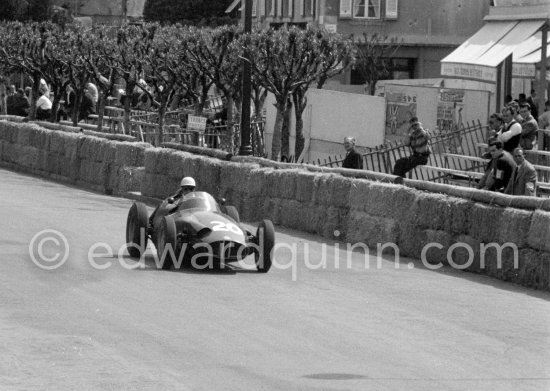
[125,191,275,272]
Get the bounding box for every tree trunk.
[71,92,83,126]
[156,104,166,146]
[293,95,307,160]
[123,88,131,136]
[281,102,292,160]
[97,94,107,132]
[0,82,7,116]
[225,96,234,153]
[271,99,287,160]
[28,75,41,121]
[50,95,61,122]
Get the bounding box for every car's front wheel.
[126,202,149,258]
[156,215,177,270]
[254,220,275,273]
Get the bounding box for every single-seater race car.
[125,191,275,272]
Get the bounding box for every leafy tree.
[113,24,152,134]
[0,1,17,21]
[85,26,119,132]
[143,0,238,26]
[353,32,401,96]
[184,25,243,145]
[291,28,354,160]
[247,27,354,160]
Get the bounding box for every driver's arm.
[168,188,183,203]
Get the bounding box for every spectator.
[505,147,537,196]
[519,103,538,150]
[9,88,30,117]
[508,101,523,123]
[5,85,15,114]
[539,100,550,130]
[478,139,516,192]
[527,89,539,121]
[342,136,363,169]
[78,86,96,122]
[499,107,522,153]
[24,87,32,104]
[35,90,52,120]
[487,112,504,140]
[504,94,513,107]
[86,82,99,106]
[393,116,430,179]
[39,78,50,98]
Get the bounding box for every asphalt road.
[0,167,549,391]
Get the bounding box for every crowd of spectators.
[479,91,549,197]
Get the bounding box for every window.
[286,0,294,17]
[252,0,257,17]
[266,0,275,16]
[339,0,353,18]
[385,0,398,19]
[353,0,380,19]
[304,0,315,17]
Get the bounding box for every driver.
[148,176,196,234]
[168,177,196,203]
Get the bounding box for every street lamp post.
[239,0,253,156]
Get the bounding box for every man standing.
[487,113,504,140]
[519,103,538,150]
[539,100,550,130]
[479,140,516,192]
[505,147,537,196]
[342,136,363,169]
[393,116,431,178]
[527,89,539,121]
[499,107,522,153]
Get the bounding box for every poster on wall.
[385,91,417,142]
[437,89,465,132]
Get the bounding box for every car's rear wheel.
[157,215,177,270]
[255,220,275,273]
[223,205,240,223]
[126,202,149,258]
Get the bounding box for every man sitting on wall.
[505,147,537,196]
[393,116,431,180]
[478,139,516,193]
[341,136,363,169]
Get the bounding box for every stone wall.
[1,119,549,290]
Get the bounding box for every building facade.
[241,0,491,84]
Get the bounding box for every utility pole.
[121,0,128,25]
[239,0,253,156]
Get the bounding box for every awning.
[512,31,550,78]
[441,20,546,82]
[225,0,241,13]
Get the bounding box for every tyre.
[223,205,240,223]
[255,220,275,273]
[126,202,149,258]
[156,215,178,270]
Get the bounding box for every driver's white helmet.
[180,177,196,188]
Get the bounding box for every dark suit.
[505,160,537,196]
[342,149,363,169]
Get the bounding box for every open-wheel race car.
[125,191,275,272]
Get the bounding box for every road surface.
[0,167,549,391]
